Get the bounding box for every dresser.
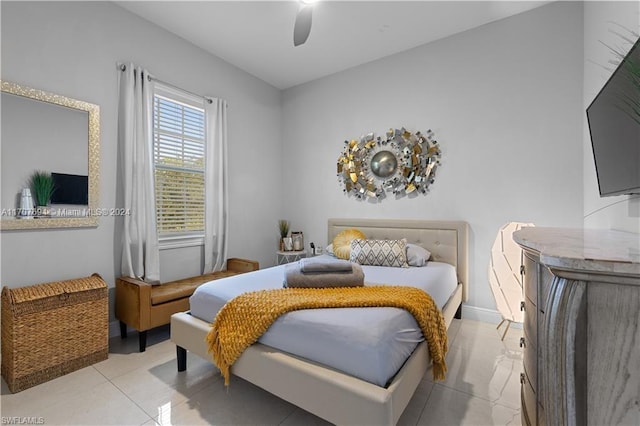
[513,227,640,426]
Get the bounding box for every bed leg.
[177,346,187,372]
[454,303,462,319]
[119,321,127,339]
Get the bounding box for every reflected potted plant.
[278,219,290,251]
[30,171,55,216]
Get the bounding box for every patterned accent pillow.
[332,228,367,260]
[350,239,409,267]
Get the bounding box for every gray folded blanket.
[299,257,353,273]
[283,262,365,288]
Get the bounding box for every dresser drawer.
[537,306,546,345]
[521,389,533,426]
[522,374,537,426]
[523,253,539,305]
[523,327,537,391]
[536,320,545,404]
[523,297,537,342]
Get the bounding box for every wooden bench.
[115,258,259,352]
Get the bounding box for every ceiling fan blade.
[293,6,313,47]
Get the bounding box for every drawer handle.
[520,337,526,348]
[520,301,525,311]
[520,265,525,275]
[520,372,526,384]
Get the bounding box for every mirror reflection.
[0,81,100,230]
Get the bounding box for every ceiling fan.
[293,0,319,47]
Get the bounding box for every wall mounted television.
[586,35,640,197]
[50,172,88,205]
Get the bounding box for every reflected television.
[50,173,88,205]
[586,36,640,197]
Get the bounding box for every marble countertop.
[513,227,640,278]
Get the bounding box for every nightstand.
[277,250,306,265]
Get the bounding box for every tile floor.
[1,319,523,425]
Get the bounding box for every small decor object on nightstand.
[291,231,304,251]
[30,170,55,217]
[309,242,324,256]
[278,219,290,251]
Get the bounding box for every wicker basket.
[1,274,108,393]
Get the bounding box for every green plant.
[278,219,289,238]
[30,171,55,206]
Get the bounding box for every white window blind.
[153,92,205,239]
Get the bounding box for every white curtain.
[118,63,160,283]
[203,98,229,274]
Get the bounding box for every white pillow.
[406,243,431,267]
[325,243,336,257]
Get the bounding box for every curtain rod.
[119,63,216,105]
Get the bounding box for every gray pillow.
[406,243,431,267]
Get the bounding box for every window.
[152,85,206,247]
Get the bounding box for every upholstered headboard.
[328,218,469,301]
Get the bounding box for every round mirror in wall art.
[336,127,441,201]
[370,150,398,178]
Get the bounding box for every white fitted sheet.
[189,255,458,386]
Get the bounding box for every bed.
[170,218,469,425]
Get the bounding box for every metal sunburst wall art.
[337,127,441,201]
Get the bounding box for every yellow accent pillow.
[332,228,367,260]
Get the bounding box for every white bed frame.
[171,218,469,425]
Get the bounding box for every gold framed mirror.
[1,81,100,230]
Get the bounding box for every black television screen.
[587,36,640,197]
[50,173,88,205]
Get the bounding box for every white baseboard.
[109,305,521,339]
[461,305,522,329]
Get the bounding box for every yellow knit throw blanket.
[206,286,448,386]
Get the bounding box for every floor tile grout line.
[141,364,232,424]
[410,380,437,425]
[434,381,522,412]
[277,406,302,425]
[93,365,111,382]
[437,326,524,413]
[1,367,113,418]
[105,368,156,424]
[95,350,179,382]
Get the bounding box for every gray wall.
[1,1,599,326]
[281,1,585,317]
[583,1,640,233]
[0,1,283,325]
